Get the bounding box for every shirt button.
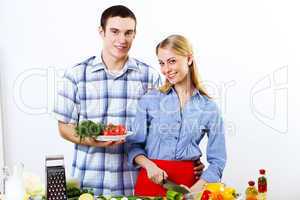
[174,137,178,140]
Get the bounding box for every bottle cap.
[259,169,266,175]
[248,181,255,186]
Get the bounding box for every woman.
[128,35,226,196]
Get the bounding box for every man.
[54,5,203,196]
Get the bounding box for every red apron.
[134,160,197,196]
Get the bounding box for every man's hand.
[80,138,125,147]
[194,159,205,179]
[58,121,125,147]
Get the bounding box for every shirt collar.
[192,89,203,97]
[91,55,140,73]
[165,86,203,98]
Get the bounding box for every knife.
[161,173,191,194]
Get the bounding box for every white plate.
[96,131,134,141]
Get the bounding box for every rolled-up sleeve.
[126,96,149,168]
[201,104,227,182]
[53,68,80,124]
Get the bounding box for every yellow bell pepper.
[204,183,225,193]
[222,187,237,200]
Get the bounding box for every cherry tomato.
[114,126,121,135]
[103,130,109,136]
[102,124,127,135]
[118,125,126,135]
[108,130,115,135]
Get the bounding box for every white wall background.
[1,0,299,199]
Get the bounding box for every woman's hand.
[134,155,168,184]
[145,162,168,184]
[190,179,207,193]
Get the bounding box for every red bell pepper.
[201,190,212,200]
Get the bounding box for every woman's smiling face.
[157,48,191,85]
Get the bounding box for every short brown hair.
[100,5,136,31]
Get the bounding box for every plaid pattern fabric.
[53,56,161,195]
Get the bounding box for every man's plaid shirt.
[53,56,161,195]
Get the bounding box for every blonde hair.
[156,34,210,98]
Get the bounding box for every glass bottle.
[258,169,267,200]
[245,180,258,200]
[5,163,26,200]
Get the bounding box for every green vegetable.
[75,120,105,142]
[97,195,108,200]
[152,197,163,200]
[166,190,183,200]
[68,197,80,200]
[66,187,81,198]
[66,178,94,199]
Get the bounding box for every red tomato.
[108,130,114,135]
[102,124,127,136]
[103,130,109,136]
[118,125,126,135]
[114,126,121,135]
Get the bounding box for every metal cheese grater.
[45,155,67,200]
